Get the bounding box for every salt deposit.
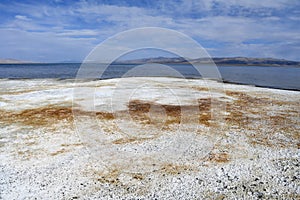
[0,77,299,199]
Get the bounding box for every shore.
[0,77,299,199]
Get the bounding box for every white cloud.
[182,0,295,11]
[177,15,300,43]
[56,29,99,37]
[15,15,31,21]
[0,28,96,62]
[0,1,299,61]
[219,0,295,9]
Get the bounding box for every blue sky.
[0,0,299,62]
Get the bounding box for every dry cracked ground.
[0,77,299,199]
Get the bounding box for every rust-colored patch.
[0,105,74,127]
[0,105,115,128]
[208,152,230,163]
[198,98,212,126]
[128,100,152,124]
[226,91,270,107]
[189,86,209,91]
[96,112,115,120]
[50,148,69,156]
[225,91,270,127]
[160,163,195,175]
[127,98,214,127]
[249,137,274,147]
[225,90,299,148]
[270,115,288,126]
[132,173,144,180]
[249,132,298,148]
[128,100,182,127]
[16,150,32,160]
[112,137,150,144]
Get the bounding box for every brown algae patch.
[225,91,270,127]
[160,163,196,175]
[225,90,299,148]
[112,137,151,144]
[50,148,70,156]
[197,98,212,126]
[131,173,144,180]
[0,105,74,127]
[208,152,230,163]
[0,105,115,128]
[127,98,215,127]
[188,85,209,91]
[96,112,115,120]
[128,100,182,125]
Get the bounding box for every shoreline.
[1,62,300,68]
[1,76,299,92]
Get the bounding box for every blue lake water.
[0,63,299,90]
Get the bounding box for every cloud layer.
[0,0,299,62]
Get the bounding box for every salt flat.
[0,77,299,199]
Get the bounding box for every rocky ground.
[0,77,299,199]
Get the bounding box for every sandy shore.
[0,77,299,199]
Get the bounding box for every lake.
[0,63,299,90]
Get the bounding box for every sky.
[0,0,299,62]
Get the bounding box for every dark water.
[0,63,299,90]
[218,66,300,90]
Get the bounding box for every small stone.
[257,192,263,198]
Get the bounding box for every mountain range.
[1,57,300,66]
[117,57,300,66]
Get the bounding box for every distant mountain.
[211,57,300,66]
[117,57,300,66]
[1,57,299,66]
